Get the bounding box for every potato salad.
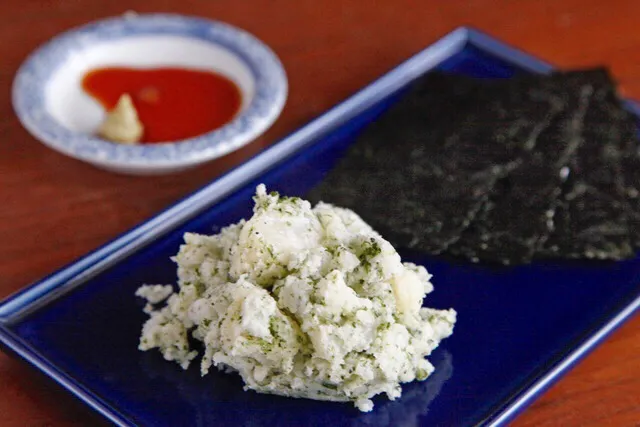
[137,184,456,411]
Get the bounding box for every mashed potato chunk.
[137,184,456,411]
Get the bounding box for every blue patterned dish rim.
[11,13,288,168]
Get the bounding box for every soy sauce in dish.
[82,67,242,143]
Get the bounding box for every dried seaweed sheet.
[622,154,640,247]
[310,68,640,263]
[451,69,638,263]
[307,73,493,253]
[614,99,640,247]
[449,73,595,264]
[308,72,561,254]
[448,93,580,264]
[541,77,634,260]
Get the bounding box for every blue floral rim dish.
[12,14,288,173]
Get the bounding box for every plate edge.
[486,296,640,426]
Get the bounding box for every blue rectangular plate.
[1,27,639,427]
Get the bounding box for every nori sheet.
[540,72,635,260]
[308,68,640,263]
[450,71,602,264]
[614,96,640,247]
[308,72,563,254]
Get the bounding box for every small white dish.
[12,13,288,174]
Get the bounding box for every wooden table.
[1,1,639,425]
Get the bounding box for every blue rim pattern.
[12,14,288,167]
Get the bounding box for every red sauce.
[82,67,242,143]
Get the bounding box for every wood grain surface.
[1,1,639,426]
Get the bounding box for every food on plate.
[136,184,456,412]
[449,72,594,263]
[96,93,143,144]
[309,69,640,264]
[309,72,563,257]
[82,67,242,143]
[135,284,174,304]
[540,71,638,258]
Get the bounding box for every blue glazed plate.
[1,27,639,426]
[11,14,287,174]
